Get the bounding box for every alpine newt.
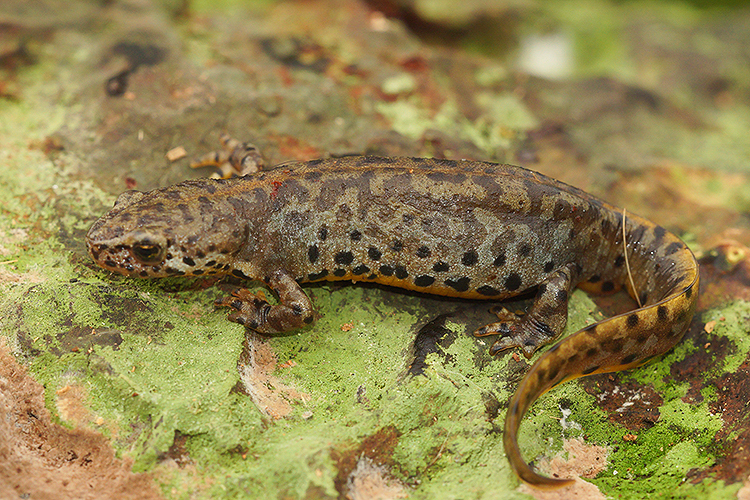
[86,140,699,488]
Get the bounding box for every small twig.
[424,435,450,471]
[622,208,642,308]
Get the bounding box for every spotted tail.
[504,222,699,488]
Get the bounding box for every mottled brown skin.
[86,151,699,488]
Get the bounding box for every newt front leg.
[216,269,316,333]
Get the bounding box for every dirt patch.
[346,456,408,500]
[0,341,163,500]
[688,358,750,485]
[520,438,608,500]
[581,376,663,431]
[332,425,402,498]
[236,333,310,419]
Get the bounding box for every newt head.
[86,183,247,278]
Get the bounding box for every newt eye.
[132,242,164,264]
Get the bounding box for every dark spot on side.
[380,265,394,276]
[232,269,250,279]
[394,266,409,279]
[416,245,431,258]
[614,255,625,267]
[445,277,470,292]
[629,224,647,245]
[333,269,347,277]
[664,241,683,255]
[657,305,669,321]
[518,243,532,257]
[544,260,555,273]
[640,291,649,305]
[684,286,693,299]
[414,275,435,287]
[556,289,568,302]
[602,337,625,352]
[589,275,601,283]
[493,252,506,267]
[368,247,382,261]
[477,285,501,296]
[392,240,404,252]
[350,230,362,241]
[582,365,600,375]
[352,264,370,275]
[319,226,328,241]
[192,269,204,275]
[505,273,522,291]
[183,256,196,266]
[292,304,303,314]
[602,281,615,292]
[308,245,319,264]
[304,315,314,324]
[586,347,598,357]
[334,251,354,266]
[462,250,478,266]
[626,313,639,328]
[433,261,449,273]
[653,225,667,243]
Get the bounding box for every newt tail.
[502,211,699,488]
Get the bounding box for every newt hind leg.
[190,132,264,178]
[474,263,577,358]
